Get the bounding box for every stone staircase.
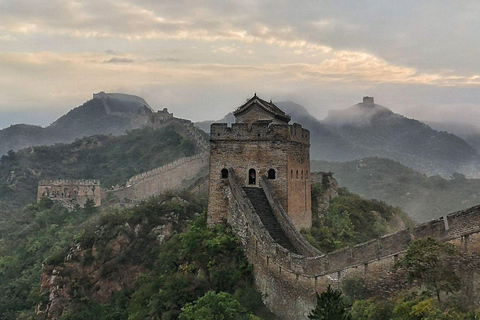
[243,187,299,254]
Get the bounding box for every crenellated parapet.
[210,122,309,145]
[37,179,101,209]
[208,94,311,231]
[38,179,100,187]
[225,168,480,319]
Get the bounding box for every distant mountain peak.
[92,91,154,115]
[324,96,394,126]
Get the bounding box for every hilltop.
[0,92,158,156]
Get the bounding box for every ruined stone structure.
[362,96,375,107]
[207,95,480,319]
[208,94,312,230]
[37,179,101,209]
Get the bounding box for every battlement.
[93,91,107,99]
[38,179,100,186]
[210,122,309,145]
[37,179,101,209]
[363,96,374,106]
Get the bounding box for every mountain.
[0,124,49,154]
[0,125,201,210]
[275,101,357,161]
[320,97,480,176]
[0,92,154,156]
[311,157,480,222]
[426,120,480,152]
[276,98,480,177]
[201,98,480,177]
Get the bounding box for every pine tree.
[308,285,352,320]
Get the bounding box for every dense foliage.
[312,157,480,222]
[0,125,198,210]
[178,291,259,320]
[0,192,271,319]
[308,285,352,320]
[302,183,413,253]
[395,237,461,303]
[0,197,96,319]
[307,238,480,320]
[349,294,480,320]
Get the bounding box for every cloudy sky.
[1,0,480,129]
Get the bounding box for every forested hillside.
[312,157,480,222]
[303,182,413,253]
[0,192,272,319]
[0,178,416,319]
[0,126,198,211]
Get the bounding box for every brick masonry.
[208,121,312,230]
[37,179,101,209]
[103,153,208,203]
[225,169,480,319]
[206,96,480,319]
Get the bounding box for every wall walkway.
[224,169,480,319]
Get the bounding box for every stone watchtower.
[208,94,312,230]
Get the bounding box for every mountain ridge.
[200,97,480,177]
[0,92,153,156]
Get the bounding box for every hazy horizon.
[1,1,480,129]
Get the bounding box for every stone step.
[243,187,299,254]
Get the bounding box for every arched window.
[301,170,304,180]
[268,169,276,179]
[291,169,293,180]
[221,168,228,179]
[296,170,299,179]
[248,168,256,185]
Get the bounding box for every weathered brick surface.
[226,173,480,319]
[206,97,480,319]
[38,179,101,208]
[104,154,208,202]
[208,122,311,230]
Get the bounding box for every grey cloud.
[104,57,135,63]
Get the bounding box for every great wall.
[38,105,210,207]
[102,153,208,203]
[37,95,480,319]
[223,167,480,319]
[205,95,480,319]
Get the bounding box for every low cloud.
[0,1,479,125]
[104,57,135,64]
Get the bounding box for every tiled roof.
[233,94,291,123]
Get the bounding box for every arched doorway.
[221,168,229,179]
[248,168,256,185]
[268,169,276,179]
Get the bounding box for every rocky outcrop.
[311,172,338,213]
[36,196,189,319]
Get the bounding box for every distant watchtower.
[208,94,312,230]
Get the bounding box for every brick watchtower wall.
[208,121,311,230]
[37,179,101,208]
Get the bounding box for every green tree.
[178,291,258,320]
[308,285,352,320]
[83,198,96,215]
[395,237,461,303]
